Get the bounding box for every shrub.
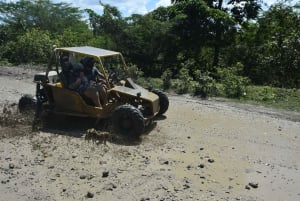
[217,63,250,98]
[173,68,193,94]
[2,29,54,64]
[193,70,216,98]
[161,69,172,90]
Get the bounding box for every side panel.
[48,84,101,118]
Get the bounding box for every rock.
[200,148,204,151]
[208,159,215,163]
[80,175,86,179]
[103,182,117,191]
[245,185,250,190]
[248,182,258,188]
[86,191,94,198]
[198,164,205,169]
[102,171,109,178]
[87,175,94,180]
[159,160,169,165]
[9,163,15,169]
[183,184,190,189]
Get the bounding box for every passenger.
[59,52,73,88]
[81,57,108,106]
[68,63,104,109]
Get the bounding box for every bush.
[173,68,193,94]
[217,63,250,98]
[193,70,216,98]
[161,69,172,90]
[127,64,144,80]
[2,29,54,64]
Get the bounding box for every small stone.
[86,191,94,198]
[163,161,169,165]
[9,163,15,169]
[200,148,204,151]
[245,185,250,190]
[102,171,109,178]
[208,159,215,163]
[48,165,55,169]
[62,188,66,192]
[87,175,94,180]
[198,164,205,169]
[187,136,191,139]
[248,182,258,188]
[80,175,86,179]
[103,182,117,191]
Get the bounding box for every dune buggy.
[19,46,169,137]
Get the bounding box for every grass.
[239,86,300,112]
[136,76,300,112]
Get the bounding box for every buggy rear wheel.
[151,89,169,115]
[112,105,144,138]
[18,94,37,113]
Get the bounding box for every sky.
[53,0,172,17]
[52,0,289,17]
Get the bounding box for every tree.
[0,0,85,41]
[170,0,261,67]
[254,3,300,87]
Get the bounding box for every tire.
[112,105,145,137]
[151,89,169,115]
[18,94,37,113]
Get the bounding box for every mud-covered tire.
[18,94,37,113]
[151,89,169,115]
[112,105,145,137]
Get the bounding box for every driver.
[80,57,108,106]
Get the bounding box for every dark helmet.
[80,56,95,69]
[60,52,72,71]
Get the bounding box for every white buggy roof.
[55,46,121,58]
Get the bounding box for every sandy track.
[0,66,299,201]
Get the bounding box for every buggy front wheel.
[112,105,144,138]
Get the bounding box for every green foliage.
[127,64,144,80]
[217,63,250,98]
[172,67,193,94]
[135,77,163,89]
[2,29,53,63]
[57,28,93,47]
[242,86,300,111]
[193,70,216,98]
[0,0,83,38]
[161,69,173,90]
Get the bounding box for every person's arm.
[69,78,81,90]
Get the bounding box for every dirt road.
[0,66,299,201]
